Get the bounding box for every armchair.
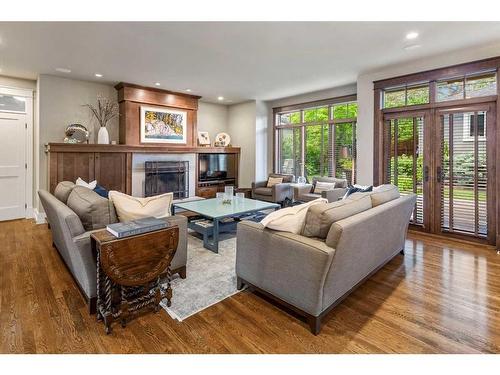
[251,173,293,205]
[293,177,348,203]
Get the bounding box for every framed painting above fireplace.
[140,106,187,144]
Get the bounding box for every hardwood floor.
[1,219,499,353]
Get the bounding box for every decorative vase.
[97,126,110,144]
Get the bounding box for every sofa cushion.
[109,190,173,222]
[267,176,283,187]
[269,173,294,183]
[54,181,76,204]
[67,186,117,231]
[370,184,400,207]
[254,187,273,196]
[313,181,336,194]
[260,198,327,234]
[343,185,373,199]
[302,194,372,238]
[313,177,347,189]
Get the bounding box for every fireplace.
[144,161,189,199]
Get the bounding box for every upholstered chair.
[251,173,294,205]
[293,176,348,203]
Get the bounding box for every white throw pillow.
[108,190,173,222]
[313,181,336,194]
[260,198,328,234]
[76,177,97,190]
[267,176,283,187]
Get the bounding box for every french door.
[434,104,496,243]
[383,103,496,243]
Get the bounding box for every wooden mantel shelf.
[47,143,241,154]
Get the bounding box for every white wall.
[197,101,228,140]
[356,41,500,185]
[227,101,257,187]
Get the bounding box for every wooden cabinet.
[94,152,129,193]
[49,149,131,194]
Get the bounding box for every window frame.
[273,95,357,183]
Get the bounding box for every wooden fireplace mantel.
[47,143,241,154]
[47,143,241,196]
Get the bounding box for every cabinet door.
[94,153,127,192]
[51,152,95,193]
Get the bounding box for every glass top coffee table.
[172,197,279,253]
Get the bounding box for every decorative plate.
[64,123,89,143]
[214,132,231,147]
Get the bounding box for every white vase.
[97,126,110,144]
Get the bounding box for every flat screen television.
[198,153,237,182]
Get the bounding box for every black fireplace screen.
[144,161,189,199]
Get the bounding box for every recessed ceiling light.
[95,73,103,78]
[404,44,421,51]
[155,82,161,86]
[185,88,192,92]
[217,96,224,101]
[55,67,71,73]
[406,32,419,40]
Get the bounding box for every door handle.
[424,166,429,182]
[437,166,442,183]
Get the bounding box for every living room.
[1,0,500,372]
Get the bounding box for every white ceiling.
[1,22,500,103]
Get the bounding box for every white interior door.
[0,95,28,221]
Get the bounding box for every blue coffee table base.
[174,209,274,253]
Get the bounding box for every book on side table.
[106,217,169,238]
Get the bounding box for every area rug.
[160,233,240,321]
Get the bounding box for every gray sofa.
[38,184,187,314]
[293,177,348,203]
[252,173,294,205]
[236,186,416,334]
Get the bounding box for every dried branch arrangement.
[83,96,119,128]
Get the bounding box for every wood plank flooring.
[1,219,499,353]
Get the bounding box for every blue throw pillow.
[343,185,373,199]
[93,184,109,199]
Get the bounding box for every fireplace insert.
[144,161,189,199]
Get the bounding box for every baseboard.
[33,208,46,224]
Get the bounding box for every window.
[275,99,357,184]
[437,78,464,101]
[465,72,497,98]
[437,71,497,102]
[383,84,429,108]
[463,112,486,141]
[0,95,27,113]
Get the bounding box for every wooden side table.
[91,226,179,334]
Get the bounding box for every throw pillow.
[302,194,372,238]
[342,184,373,199]
[54,181,76,204]
[66,186,117,231]
[93,184,109,199]
[313,181,336,194]
[267,176,283,187]
[76,177,97,190]
[260,198,327,234]
[370,184,400,207]
[109,190,173,222]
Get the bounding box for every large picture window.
[274,97,357,185]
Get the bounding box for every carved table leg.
[103,275,113,334]
[120,286,129,328]
[165,266,172,307]
[96,249,103,322]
